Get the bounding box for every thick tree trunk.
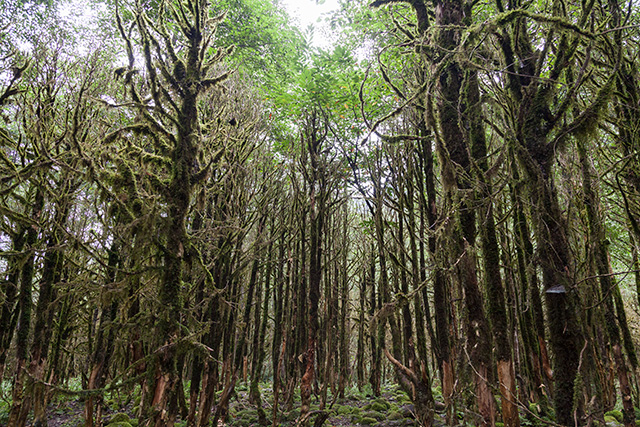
[432,2,496,424]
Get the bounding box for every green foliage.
[0,396,8,426]
[212,0,305,83]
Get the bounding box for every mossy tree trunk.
[578,138,635,427]
[494,0,617,421]
[0,226,26,383]
[28,175,74,427]
[7,187,44,427]
[466,68,519,427]
[338,203,351,398]
[111,0,232,423]
[431,1,496,424]
[299,110,329,426]
[84,238,121,427]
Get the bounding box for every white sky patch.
[281,0,340,49]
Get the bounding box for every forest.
[1,0,640,426]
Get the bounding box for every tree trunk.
[300,111,326,426]
[8,187,44,427]
[578,137,635,426]
[0,227,26,382]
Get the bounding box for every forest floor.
[1,381,632,426]
[1,381,445,426]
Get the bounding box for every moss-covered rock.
[364,401,387,412]
[388,411,404,420]
[363,410,385,421]
[336,405,352,415]
[359,417,378,425]
[606,410,624,423]
[106,422,132,427]
[109,413,131,424]
[375,398,391,410]
[605,415,622,426]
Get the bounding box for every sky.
[280,0,341,48]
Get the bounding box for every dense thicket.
[1,0,640,426]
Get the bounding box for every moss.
[360,417,378,425]
[109,413,131,424]
[388,411,404,420]
[375,398,391,410]
[604,415,620,425]
[363,410,385,421]
[496,423,504,427]
[606,410,624,423]
[336,405,352,415]
[106,423,133,427]
[284,409,301,421]
[398,393,413,404]
[364,401,388,412]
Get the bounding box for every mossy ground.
[1,379,630,426]
[224,383,419,426]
